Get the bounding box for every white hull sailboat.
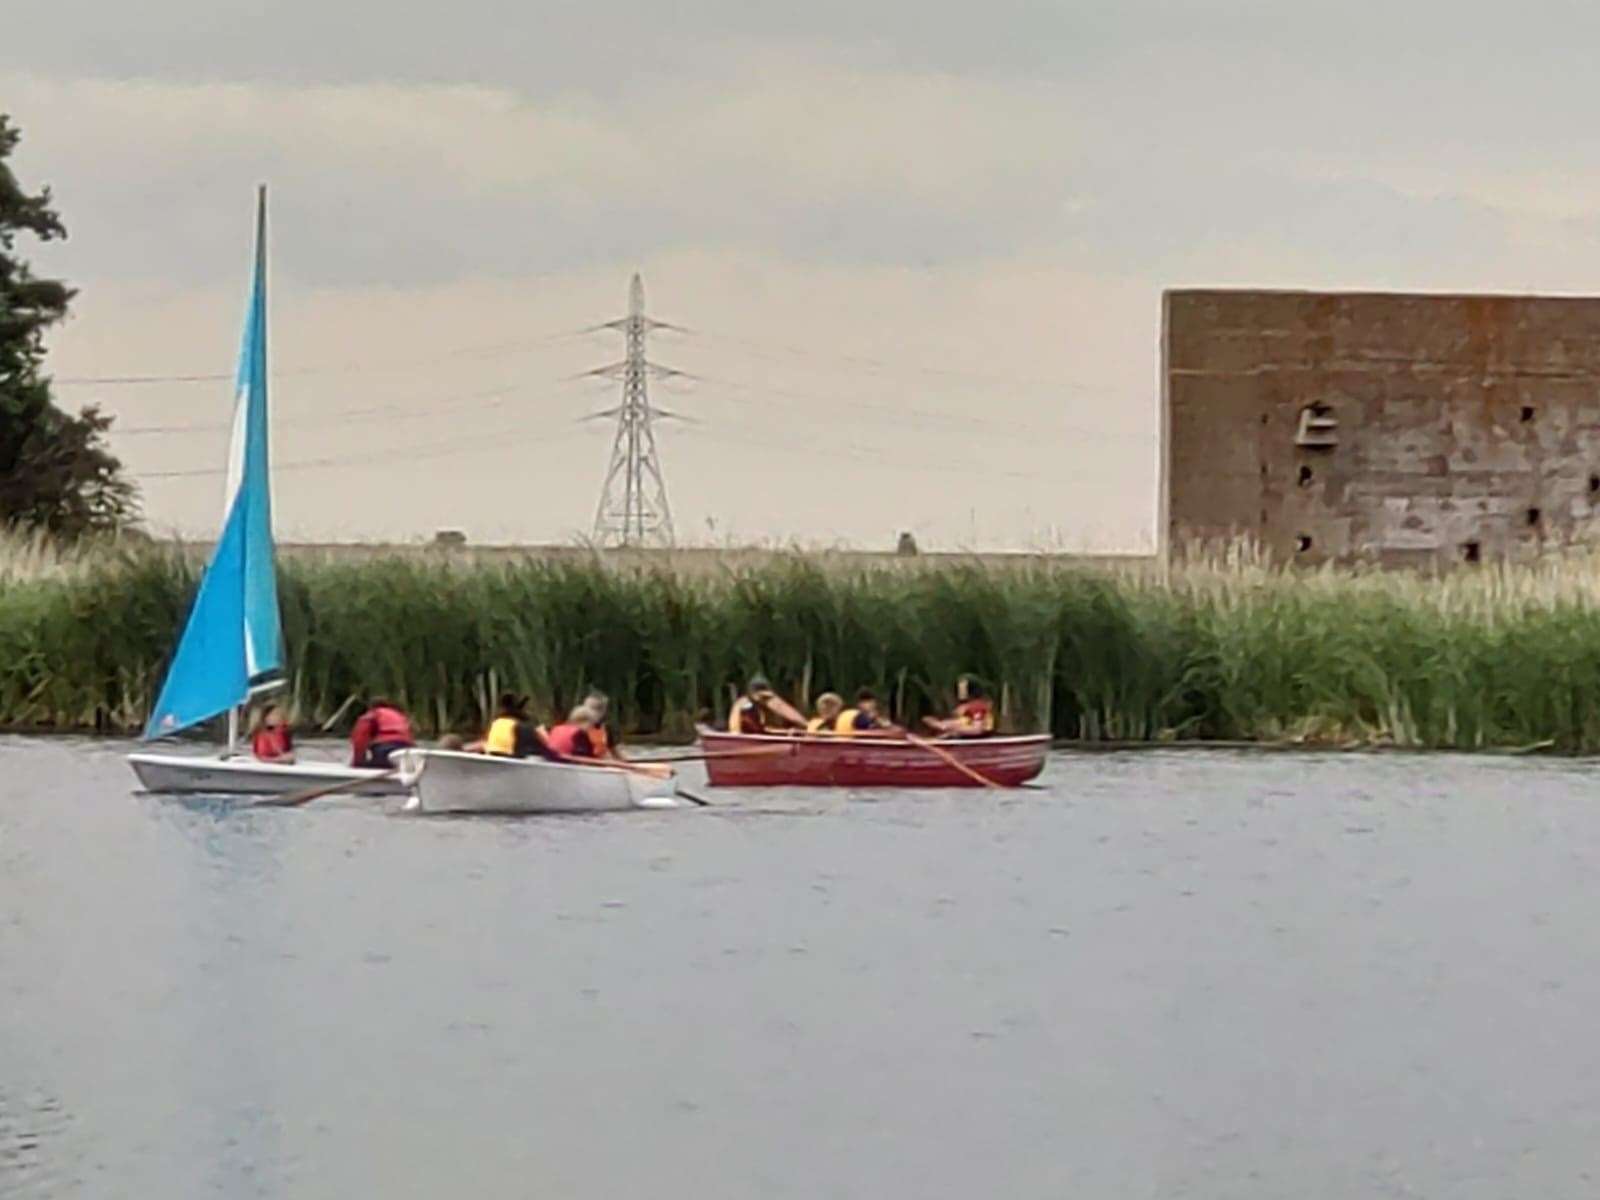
[128,188,391,799]
[394,749,682,814]
[127,753,403,796]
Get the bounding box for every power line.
[692,329,1131,396]
[57,323,1126,398]
[139,422,602,479]
[53,329,583,387]
[690,426,1115,487]
[59,372,231,385]
[684,373,1155,445]
[114,383,527,436]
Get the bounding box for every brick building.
[1161,289,1600,565]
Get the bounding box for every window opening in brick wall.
[1462,540,1482,564]
[1295,534,1313,553]
[1295,404,1338,448]
[1297,465,1313,487]
[1527,507,1542,527]
[1521,405,1536,423]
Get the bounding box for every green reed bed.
[6,537,1600,749]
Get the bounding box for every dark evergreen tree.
[0,113,137,535]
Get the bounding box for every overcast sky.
[9,1,1600,549]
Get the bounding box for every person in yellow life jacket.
[922,675,997,738]
[728,675,807,734]
[482,693,557,760]
[806,692,843,733]
[834,687,895,736]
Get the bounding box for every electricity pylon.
[586,274,686,547]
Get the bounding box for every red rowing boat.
[696,728,1051,788]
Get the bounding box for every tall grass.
[6,536,1600,748]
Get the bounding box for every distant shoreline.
[176,540,1156,571]
[7,536,1600,750]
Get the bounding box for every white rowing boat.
[393,749,682,814]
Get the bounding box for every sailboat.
[126,188,402,797]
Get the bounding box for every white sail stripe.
[224,382,250,513]
[226,378,259,680]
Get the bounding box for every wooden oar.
[564,754,673,781]
[646,745,798,764]
[576,755,711,807]
[317,693,361,732]
[261,769,397,808]
[904,733,1004,790]
[755,693,810,730]
[543,746,710,806]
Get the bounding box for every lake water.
[5,737,1600,1198]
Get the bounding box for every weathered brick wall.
[1163,289,1600,565]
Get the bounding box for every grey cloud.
[14,0,1600,93]
[1065,163,1509,279]
[5,2,1594,294]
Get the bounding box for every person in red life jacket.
[578,689,672,780]
[547,704,601,761]
[545,706,599,758]
[349,697,416,768]
[250,704,295,763]
[922,675,996,738]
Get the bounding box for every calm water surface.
[4,737,1600,1198]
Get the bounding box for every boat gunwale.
[397,747,670,783]
[694,727,1052,752]
[127,751,389,782]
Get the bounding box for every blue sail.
[144,187,282,739]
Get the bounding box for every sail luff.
[240,185,282,682]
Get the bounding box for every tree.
[0,113,137,536]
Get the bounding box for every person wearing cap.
[481,692,555,760]
[728,675,807,734]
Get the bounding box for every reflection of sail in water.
[182,807,291,1197]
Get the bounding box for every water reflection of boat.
[695,729,1050,788]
